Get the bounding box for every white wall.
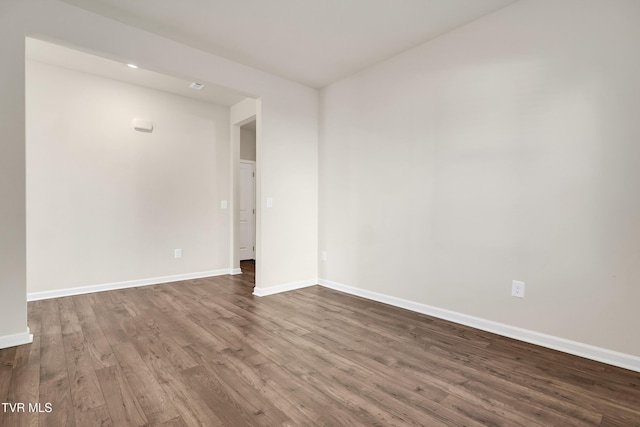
[319,0,640,358]
[26,60,231,294]
[0,0,317,347]
[0,2,29,346]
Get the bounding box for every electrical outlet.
[512,280,525,298]
[321,251,327,261]
[174,248,182,259]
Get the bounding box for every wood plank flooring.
[1,260,639,426]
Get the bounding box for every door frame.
[230,100,261,288]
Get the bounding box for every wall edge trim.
[0,328,33,350]
[27,269,233,301]
[317,278,640,373]
[253,279,316,297]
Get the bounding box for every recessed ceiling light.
[127,64,138,69]
[189,82,205,90]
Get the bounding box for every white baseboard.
[0,328,33,349]
[24,267,640,372]
[318,278,640,373]
[253,279,316,297]
[27,269,234,301]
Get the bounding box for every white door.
[239,161,256,261]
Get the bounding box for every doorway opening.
[239,120,257,284]
[230,99,260,290]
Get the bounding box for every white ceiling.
[26,38,248,106]
[60,0,519,88]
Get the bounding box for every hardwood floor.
[1,260,639,426]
